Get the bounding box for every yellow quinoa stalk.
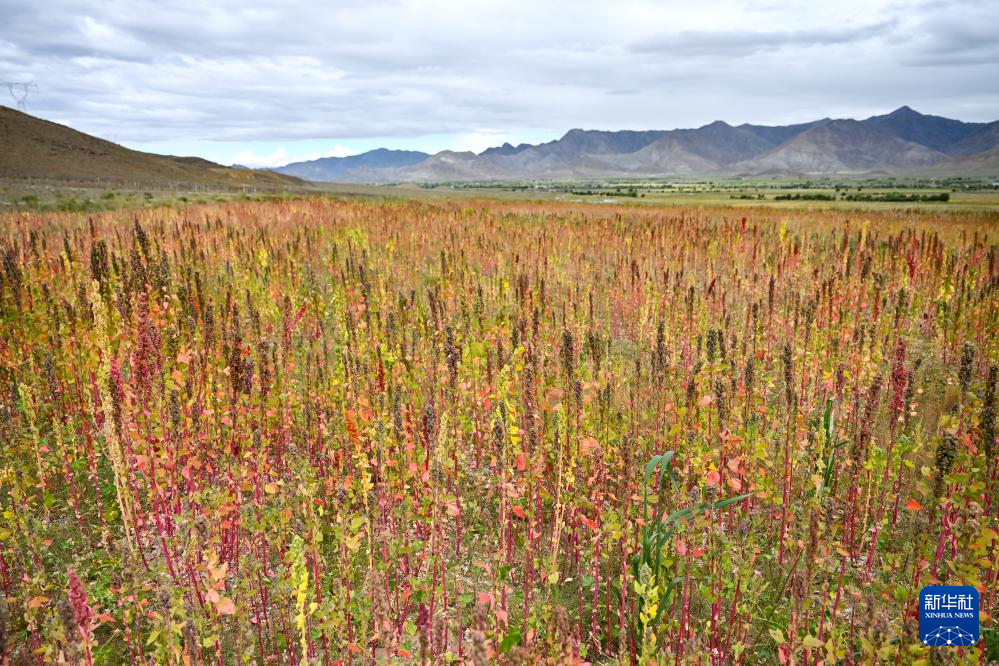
[348,411,374,567]
[548,405,567,585]
[290,534,311,665]
[633,563,659,664]
[860,466,874,549]
[427,411,450,540]
[432,411,449,481]
[89,280,136,548]
[493,365,512,557]
[17,383,47,508]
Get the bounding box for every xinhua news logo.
[918,586,980,647]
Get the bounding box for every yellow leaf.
[28,595,49,609]
[768,628,785,645]
[264,483,278,494]
[215,597,236,615]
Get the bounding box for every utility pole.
[2,81,37,111]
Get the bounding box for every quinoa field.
[0,198,996,665]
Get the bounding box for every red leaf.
[511,505,526,519]
[905,498,923,512]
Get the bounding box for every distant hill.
[617,136,721,174]
[0,105,305,189]
[273,148,430,181]
[637,121,775,167]
[915,145,999,176]
[528,128,671,160]
[731,120,948,174]
[947,121,999,157]
[480,142,533,157]
[863,106,985,154]
[284,106,998,183]
[737,119,831,146]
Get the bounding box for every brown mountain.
[614,137,720,174]
[348,123,775,181]
[730,120,948,175]
[863,106,985,154]
[613,121,776,174]
[914,145,999,176]
[737,119,831,146]
[947,122,999,157]
[0,105,304,189]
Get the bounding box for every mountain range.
[272,106,999,182]
[3,105,997,187]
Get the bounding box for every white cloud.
[230,147,288,168]
[308,144,357,159]
[449,130,518,154]
[229,144,356,167]
[0,0,995,156]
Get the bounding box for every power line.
[2,80,37,111]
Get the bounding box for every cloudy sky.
[2,0,997,167]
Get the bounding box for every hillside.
[948,121,999,156]
[914,145,999,176]
[863,105,985,153]
[630,121,775,170]
[274,148,429,181]
[731,120,948,174]
[0,106,306,189]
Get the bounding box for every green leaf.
[662,505,695,524]
[712,493,752,510]
[644,451,676,483]
[498,628,521,654]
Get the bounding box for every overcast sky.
[2,0,997,167]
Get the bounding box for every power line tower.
[2,81,37,111]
